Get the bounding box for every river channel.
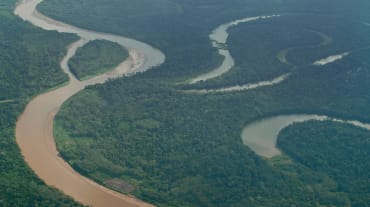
[241,115,370,158]
[15,0,164,206]
[14,0,369,205]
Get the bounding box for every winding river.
[13,0,370,205]
[191,15,369,158]
[242,115,370,158]
[190,15,280,84]
[189,15,345,93]
[15,0,164,206]
[185,12,370,161]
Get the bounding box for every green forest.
[1,0,370,206]
[69,40,128,80]
[0,0,82,206]
[278,121,370,206]
[41,0,370,206]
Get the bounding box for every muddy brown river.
[15,0,164,206]
[14,0,369,206]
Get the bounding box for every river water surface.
[242,115,370,158]
[190,15,280,84]
[14,0,370,205]
[15,0,164,206]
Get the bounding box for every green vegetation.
[185,18,322,89]
[278,121,370,206]
[69,40,128,80]
[38,0,370,81]
[38,0,263,79]
[54,42,370,206]
[56,83,321,207]
[186,14,370,89]
[0,0,82,205]
[55,50,370,205]
[0,9,74,100]
[37,0,370,206]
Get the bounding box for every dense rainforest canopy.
[41,0,370,206]
[1,0,370,206]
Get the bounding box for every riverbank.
[189,15,280,84]
[241,114,370,158]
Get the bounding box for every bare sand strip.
[313,52,349,66]
[188,73,290,93]
[0,99,15,104]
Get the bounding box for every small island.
[69,40,129,80]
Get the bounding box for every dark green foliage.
[185,17,321,89]
[56,82,320,207]
[0,9,77,100]
[69,40,128,80]
[38,0,370,81]
[0,0,82,205]
[38,0,370,206]
[278,121,370,206]
[54,42,370,206]
[56,53,370,205]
